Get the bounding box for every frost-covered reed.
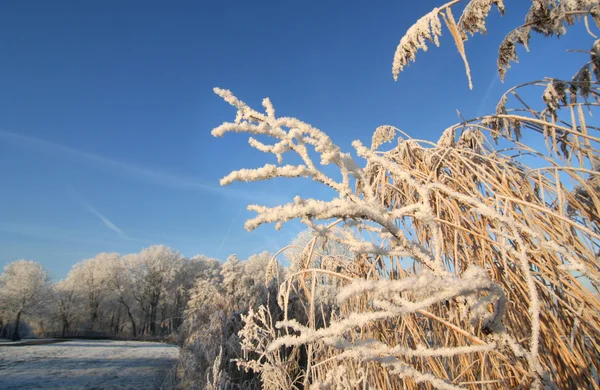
[203,1,600,389]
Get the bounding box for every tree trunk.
[149,290,160,336]
[148,298,159,336]
[122,300,137,337]
[114,306,121,336]
[61,319,69,337]
[11,311,22,341]
[149,304,156,335]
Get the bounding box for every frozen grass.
[208,2,600,388]
[0,340,178,390]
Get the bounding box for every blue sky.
[0,1,593,279]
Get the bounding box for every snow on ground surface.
[0,339,179,389]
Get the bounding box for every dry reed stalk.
[215,2,600,389]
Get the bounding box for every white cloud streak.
[66,186,133,240]
[83,202,130,239]
[476,74,500,117]
[0,129,283,202]
[0,222,128,246]
[216,206,245,257]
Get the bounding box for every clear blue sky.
[0,1,592,279]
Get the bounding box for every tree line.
[0,245,242,341]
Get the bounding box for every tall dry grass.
[211,1,600,389]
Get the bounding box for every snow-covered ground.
[0,339,179,389]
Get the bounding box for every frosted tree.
[221,254,244,309]
[240,251,273,307]
[181,276,227,388]
[0,248,227,340]
[67,253,115,330]
[52,278,83,337]
[189,254,224,283]
[180,251,280,389]
[128,245,184,335]
[98,254,140,336]
[0,260,51,341]
[167,255,222,334]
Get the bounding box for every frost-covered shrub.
[179,252,280,389]
[209,2,600,389]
